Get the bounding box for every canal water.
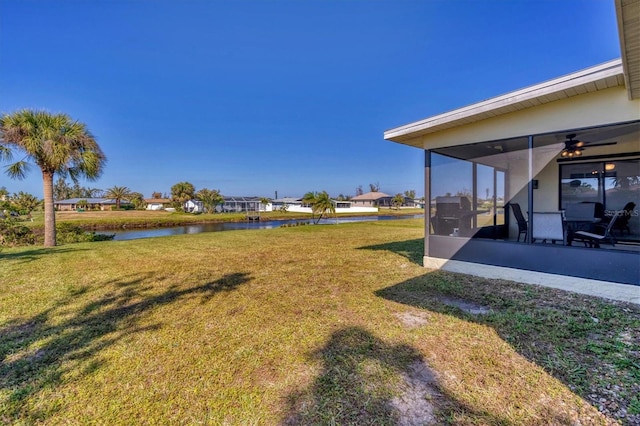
[110,215,422,241]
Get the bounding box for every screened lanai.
[385,56,640,285]
[429,121,640,247]
[220,196,263,213]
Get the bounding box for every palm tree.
[302,191,318,221]
[10,191,42,215]
[53,177,72,200]
[170,181,195,211]
[312,191,335,224]
[259,197,271,212]
[0,110,106,246]
[104,186,132,209]
[392,193,405,210]
[196,188,223,213]
[128,192,145,210]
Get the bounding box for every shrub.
[56,223,115,245]
[0,219,36,246]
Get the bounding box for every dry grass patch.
[1,219,637,424]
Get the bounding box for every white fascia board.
[384,59,624,141]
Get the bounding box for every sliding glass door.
[560,159,640,241]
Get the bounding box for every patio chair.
[572,210,623,248]
[532,212,565,244]
[510,203,528,242]
[610,202,635,236]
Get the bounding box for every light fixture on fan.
[560,134,585,157]
[560,146,583,157]
[559,133,617,158]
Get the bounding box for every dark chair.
[612,202,635,236]
[510,203,527,242]
[580,201,605,220]
[573,210,623,248]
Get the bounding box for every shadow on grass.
[282,326,507,425]
[358,238,424,266]
[375,270,640,424]
[283,326,433,424]
[0,271,251,423]
[0,246,91,264]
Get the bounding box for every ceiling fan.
[560,133,617,158]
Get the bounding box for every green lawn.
[24,208,424,230]
[1,218,638,424]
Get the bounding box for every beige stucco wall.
[414,86,639,150]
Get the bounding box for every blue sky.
[0,0,621,199]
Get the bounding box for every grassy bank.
[1,218,638,424]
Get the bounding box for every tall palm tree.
[0,110,106,246]
[312,191,335,224]
[302,191,318,221]
[104,185,132,209]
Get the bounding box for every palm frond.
[0,144,12,161]
[5,160,30,180]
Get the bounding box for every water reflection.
[111,215,421,241]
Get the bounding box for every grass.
[1,218,638,424]
[23,208,424,230]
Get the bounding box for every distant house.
[350,192,392,207]
[54,198,127,211]
[350,192,414,208]
[145,198,172,211]
[184,199,204,213]
[270,197,303,211]
[270,197,378,214]
[220,196,263,213]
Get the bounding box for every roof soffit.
[384,60,625,146]
[616,0,640,100]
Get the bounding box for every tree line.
[1,109,421,246]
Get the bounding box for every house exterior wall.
[411,87,639,150]
[286,205,378,214]
[55,202,112,211]
[351,200,376,207]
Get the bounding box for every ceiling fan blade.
[585,141,617,147]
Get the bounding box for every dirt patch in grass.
[391,360,442,426]
[394,311,430,328]
[433,296,492,315]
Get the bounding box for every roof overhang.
[384,60,626,147]
[616,0,640,100]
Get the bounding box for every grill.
[432,196,471,235]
